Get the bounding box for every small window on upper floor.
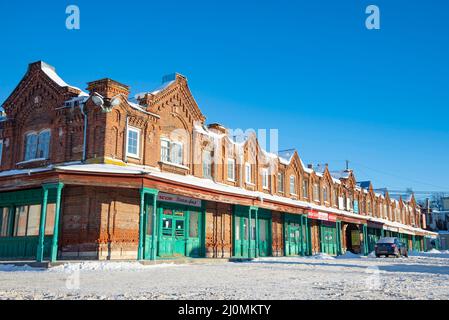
[126,127,141,158]
[24,130,51,161]
[277,173,285,194]
[302,179,309,199]
[203,150,213,179]
[289,175,296,195]
[313,183,320,202]
[245,163,252,184]
[261,168,269,190]
[227,158,236,181]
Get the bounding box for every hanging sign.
[158,193,202,208]
[307,210,337,222]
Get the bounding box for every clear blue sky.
[0,0,448,195]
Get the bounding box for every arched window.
[24,129,51,161]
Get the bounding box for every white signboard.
[158,193,202,208]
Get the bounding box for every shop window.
[235,217,241,241]
[0,207,11,237]
[175,220,185,237]
[243,218,248,240]
[251,218,256,240]
[14,206,28,236]
[24,129,51,161]
[162,218,173,236]
[126,126,140,158]
[227,159,235,181]
[45,203,56,235]
[189,211,199,238]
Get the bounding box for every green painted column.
[248,207,252,258]
[336,221,342,256]
[254,208,259,258]
[305,217,312,256]
[137,189,146,260]
[282,215,287,256]
[50,183,64,262]
[299,216,304,256]
[362,224,368,256]
[150,192,159,260]
[36,187,49,262]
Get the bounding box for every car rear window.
[377,237,396,244]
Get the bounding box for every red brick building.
[0,61,436,262]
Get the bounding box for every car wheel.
[376,254,380,258]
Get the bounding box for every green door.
[234,216,249,257]
[286,223,301,256]
[157,205,203,258]
[320,223,337,255]
[258,218,271,257]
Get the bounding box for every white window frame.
[24,129,51,162]
[313,183,320,202]
[203,150,213,179]
[278,173,285,194]
[170,141,183,165]
[289,175,296,195]
[302,179,309,199]
[227,158,236,182]
[245,163,252,184]
[261,168,269,190]
[160,138,170,163]
[126,126,141,158]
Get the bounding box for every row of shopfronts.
[0,185,429,262]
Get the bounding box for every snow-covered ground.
[0,251,448,300]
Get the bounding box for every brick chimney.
[87,78,130,99]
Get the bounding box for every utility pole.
[345,160,349,171]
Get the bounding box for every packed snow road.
[0,251,448,300]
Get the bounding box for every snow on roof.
[330,170,351,180]
[127,101,160,118]
[40,62,86,94]
[135,80,176,99]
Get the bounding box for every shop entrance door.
[258,218,271,257]
[159,208,187,257]
[320,223,337,255]
[286,223,301,256]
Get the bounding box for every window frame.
[202,150,213,179]
[261,168,269,190]
[277,172,285,194]
[245,162,252,184]
[302,179,309,199]
[227,158,236,182]
[289,175,296,195]
[126,126,141,159]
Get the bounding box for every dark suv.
[375,237,408,258]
